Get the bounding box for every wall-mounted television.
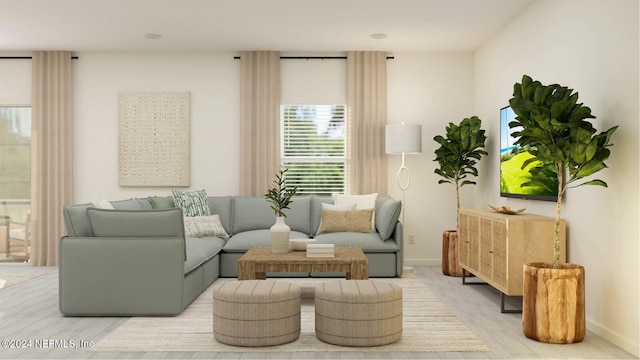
[499,106,558,201]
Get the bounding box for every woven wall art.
[118,92,190,186]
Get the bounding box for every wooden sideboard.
[458,209,566,297]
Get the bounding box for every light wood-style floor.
[0,262,636,359]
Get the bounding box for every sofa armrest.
[392,221,403,276]
[59,236,185,316]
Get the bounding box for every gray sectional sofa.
[59,195,403,316]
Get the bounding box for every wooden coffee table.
[237,246,369,280]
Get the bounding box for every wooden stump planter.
[441,230,463,276]
[522,262,585,344]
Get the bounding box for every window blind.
[281,105,346,196]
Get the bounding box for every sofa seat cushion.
[314,232,400,252]
[184,237,225,274]
[186,236,225,258]
[223,230,310,252]
[184,251,206,275]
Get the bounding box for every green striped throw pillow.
[172,189,211,217]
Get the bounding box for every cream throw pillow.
[317,208,374,234]
[184,214,229,239]
[316,202,356,235]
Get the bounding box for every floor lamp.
[385,123,422,248]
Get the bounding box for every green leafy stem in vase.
[265,166,298,217]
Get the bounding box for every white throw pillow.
[333,193,377,230]
[323,202,357,211]
[90,198,114,209]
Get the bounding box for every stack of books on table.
[306,244,335,258]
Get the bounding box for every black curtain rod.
[0,56,79,59]
[233,56,394,60]
[3,55,394,61]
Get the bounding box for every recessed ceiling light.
[370,33,387,40]
[144,33,162,40]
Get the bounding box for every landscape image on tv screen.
[499,106,558,201]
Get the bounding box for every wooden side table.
[237,246,369,280]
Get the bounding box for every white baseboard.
[404,258,440,266]
[587,317,639,357]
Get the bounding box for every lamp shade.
[385,123,422,154]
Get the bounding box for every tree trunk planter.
[441,230,463,276]
[522,262,585,344]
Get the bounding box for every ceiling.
[1,0,535,53]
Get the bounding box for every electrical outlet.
[408,234,415,244]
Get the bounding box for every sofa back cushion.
[63,203,94,237]
[208,196,233,235]
[375,198,402,240]
[87,208,185,238]
[112,198,153,210]
[63,198,152,237]
[232,196,311,235]
[375,196,391,211]
[284,196,312,235]
[231,197,274,235]
[87,208,186,260]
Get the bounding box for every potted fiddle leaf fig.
[265,165,298,253]
[509,75,617,344]
[433,116,487,276]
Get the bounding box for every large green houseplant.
[265,166,298,253]
[433,116,487,276]
[509,75,617,343]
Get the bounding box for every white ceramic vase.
[270,216,290,253]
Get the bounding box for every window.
[0,106,31,221]
[281,105,346,196]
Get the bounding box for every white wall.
[474,0,639,354]
[387,53,475,265]
[0,59,30,104]
[281,57,345,104]
[72,52,240,201]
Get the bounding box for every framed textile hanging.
[118,92,190,186]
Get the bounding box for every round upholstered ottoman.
[212,280,301,346]
[315,280,403,346]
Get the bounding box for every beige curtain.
[346,51,388,195]
[239,51,281,196]
[31,51,73,266]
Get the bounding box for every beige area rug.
[0,272,44,290]
[92,273,489,353]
